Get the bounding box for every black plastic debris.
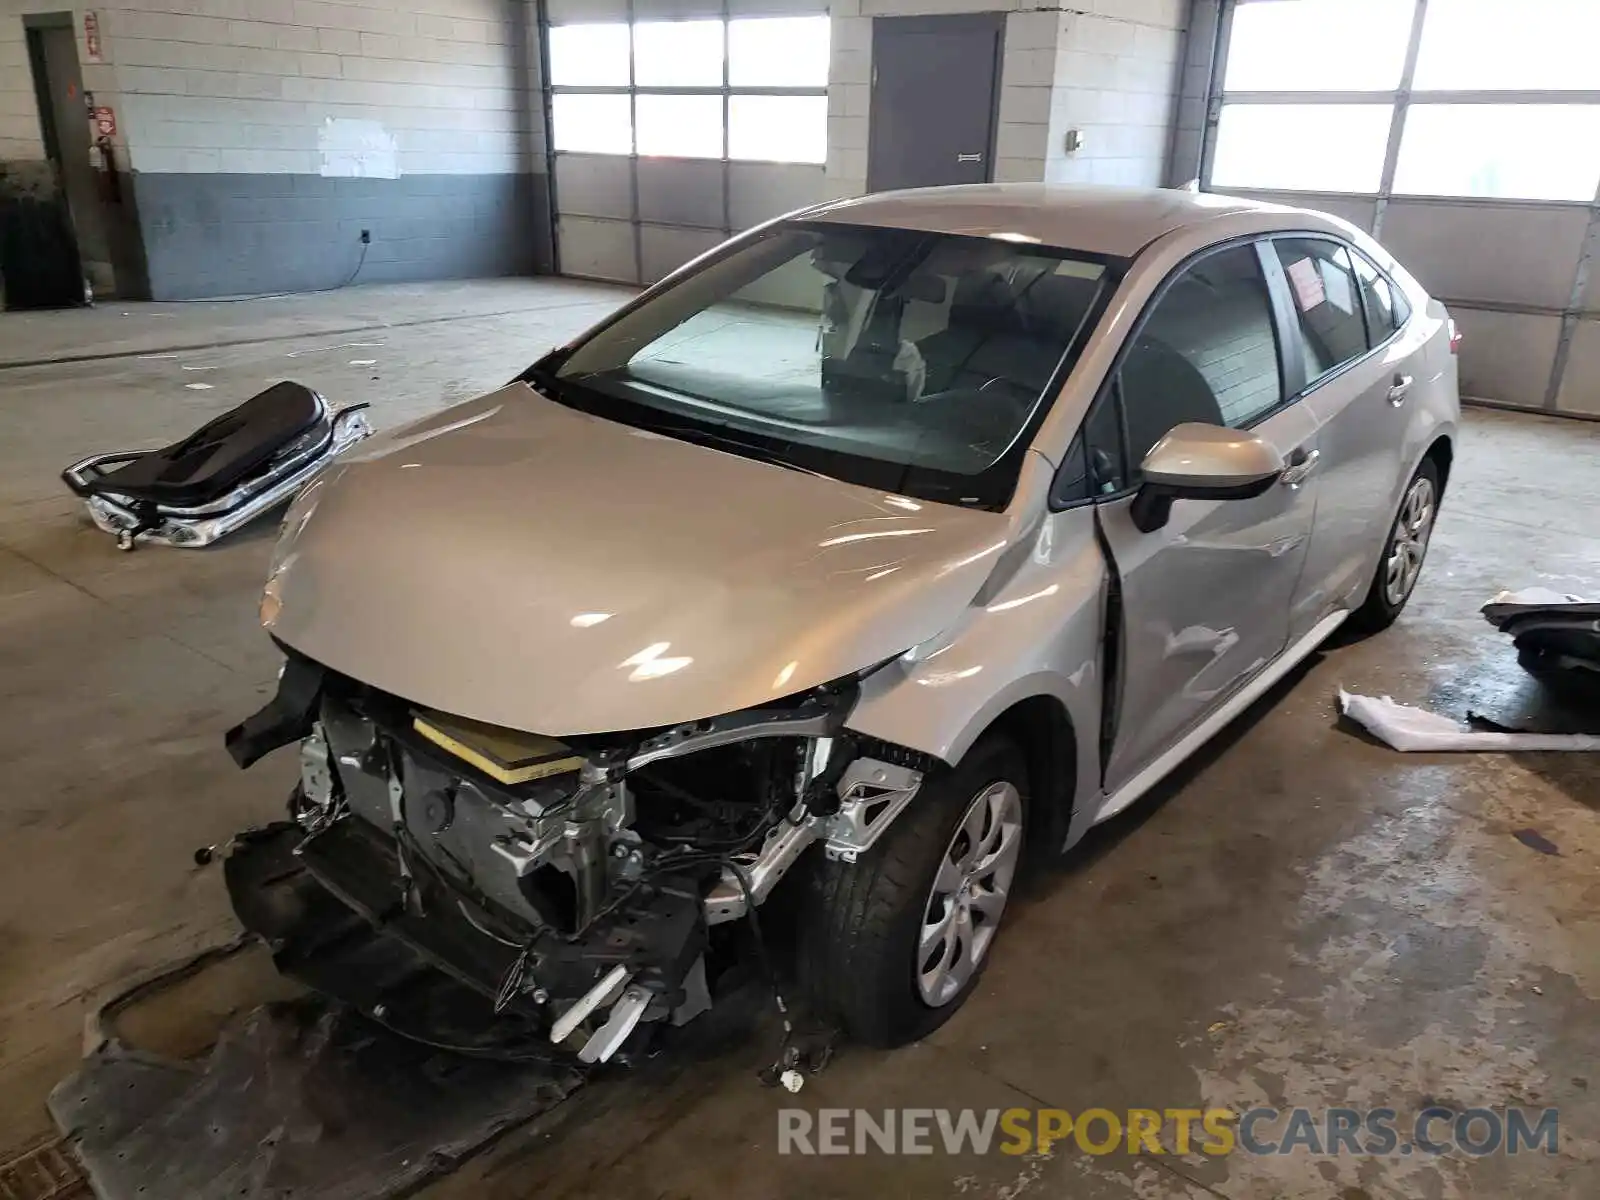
[1512,828,1561,856]
[48,969,582,1200]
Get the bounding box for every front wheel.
[1348,458,1440,634]
[797,734,1027,1047]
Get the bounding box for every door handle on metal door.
[956,152,983,163]
[1387,374,1414,406]
[1279,448,1320,488]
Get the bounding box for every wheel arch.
[983,693,1080,859]
[1423,433,1454,498]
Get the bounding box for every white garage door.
[543,0,835,285]
[1202,0,1600,417]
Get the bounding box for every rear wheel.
[1349,458,1440,634]
[798,734,1027,1047]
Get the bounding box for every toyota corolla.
[225,184,1459,1063]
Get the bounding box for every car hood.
[264,383,1018,735]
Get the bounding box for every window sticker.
[1286,257,1326,312]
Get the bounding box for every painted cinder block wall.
[826,0,1188,200]
[0,0,548,299]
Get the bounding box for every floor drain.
[0,1138,87,1200]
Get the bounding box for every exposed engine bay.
[223,652,929,1066]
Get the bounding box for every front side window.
[1272,239,1368,384]
[546,223,1110,509]
[1117,245,1283,474]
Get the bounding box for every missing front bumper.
[226,817,708,1061]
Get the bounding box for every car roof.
[803,183,1310,258]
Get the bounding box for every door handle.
[1279,447,1320,489]
[1387,374,1413,406]
[956,152,983,163]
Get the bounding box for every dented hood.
[264,384,1016,735]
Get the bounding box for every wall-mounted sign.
[92,106,116,137]
[83,11,103,63]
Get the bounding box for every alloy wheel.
[1383,475,1436,608]
[916,780,1023,1007]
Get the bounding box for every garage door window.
[1223,0,1412,92]
[1272,239,1368,385]
[1412,0,1600,91]
[1393,105,1600,202]
[1118,246,1284,474]
[1210,104,1392,194]
[548,16,829,164]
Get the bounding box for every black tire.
[1348,456,1441,635]
[797,734,1028,1047]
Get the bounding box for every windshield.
[545,221,1111,509]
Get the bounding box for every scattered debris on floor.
[61,381,371,550]
[0,1137,87,1200]
[47,942,583,1200]
[1484,586,1600,695]
[1512,828,1562,856]
[1337,689,1600,752]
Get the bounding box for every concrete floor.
[1,281,1596,1199]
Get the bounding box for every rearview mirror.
[1130,423,1284,533]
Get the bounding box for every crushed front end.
[222,653,927,1065]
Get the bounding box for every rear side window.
[1351,249,1410,343]
[1272,238,1368,384]
[1117,245,1284,471]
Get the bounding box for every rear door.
[1085,242,1320,800]
[1267,237,1422,631]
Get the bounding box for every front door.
[867,15,1001,192]
[1088,242,1320,799]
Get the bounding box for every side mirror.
[1130,423,1284,533]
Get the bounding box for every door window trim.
[1048,234,1296,511]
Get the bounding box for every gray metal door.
[38,24,114,296]
[867,15,1001,193]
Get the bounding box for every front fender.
[846,504,1107,844]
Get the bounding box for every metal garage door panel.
[640,224,725,283]
[547,0,626,21]
[556,155,633,221]
[1381,201,1590,311]
[1584,241,1600,315]
[1451,308,1561,408]
[632,0,723,17]
[636,158,725,230]
[729,0,826,12]
[1233,191,1377,234]
[559,217,638,283]
[728,163,830,231]
[1555,322,1600,417]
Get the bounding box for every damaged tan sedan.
[225,184,1460,1063]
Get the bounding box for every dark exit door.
[866,14,1003,193]
[37,21,116,297]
